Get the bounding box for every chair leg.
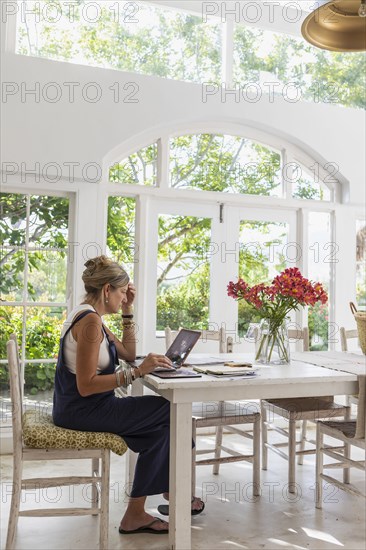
[212,426,223,475]
[343,406,351,484]
[315,422,323,509]
[6,458,23,550]
[288,417,296,493]
[99,450,110,550]
[192,420,197,496]
[253,416,261,497]
[297,420,307,465]
[91,457,100,515]
[261,401,268,470]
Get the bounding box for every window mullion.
[222,20,234,85]
[283,149,294,199]
[157,137,170,189]
[21,194,31,367]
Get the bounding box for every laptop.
[152,329,202,378]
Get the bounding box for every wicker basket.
[350,302,366,355]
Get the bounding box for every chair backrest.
[287,327,310,351]
[165,326,230,353]
[6,338,23,456]
[340,327,359,352]
[355,374,366,440]
[10,333,24,403]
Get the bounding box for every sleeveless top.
[61,305,110,374]
[52,309,119,425]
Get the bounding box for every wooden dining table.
[134,351,363,550]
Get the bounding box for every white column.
[333,205,357,349]
[72,184,102,305]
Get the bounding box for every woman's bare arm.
[72,313,172,396]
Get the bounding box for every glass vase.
[255,318,290,365]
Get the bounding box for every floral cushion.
[22,410,128,456]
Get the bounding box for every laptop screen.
[165,329,201,366]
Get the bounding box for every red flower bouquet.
[227,267,328,363]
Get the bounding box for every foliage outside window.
[109,143,158,186]
[170,134,282,196]
[16,0,222,83]
[307,212,331,351]
[0,193,69,397]
[292,162,331,201]
[156,215,211,331]
[238,221,288,336]
[233,26,366,110]
[106,196,136,335]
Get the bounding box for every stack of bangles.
[115,364,142,388]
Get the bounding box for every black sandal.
[158,497,205,516]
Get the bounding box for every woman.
[53,255,204,535]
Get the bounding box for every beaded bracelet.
[122,321,135,329]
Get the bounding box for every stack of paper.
[192,364,256,376]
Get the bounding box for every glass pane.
[233,25,365,110]
[106,197,136,277]
[29,195,69,248]
[109,144,157,186]
[0,306,24,414]
[25,306,65,361]
[170,135,282,196]
[0,249,25,302]
[292,163,331,201]
[0,306,24,361]
[23,361,57,400]
[105,196,136,336]
[157,215,211,330]
[0,193,27,247]
[356,219,366,309]
[27,252,68,302]
[238,220,289,336]
[17,1,222,83]
[308,212,331,351]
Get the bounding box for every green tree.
[0,193,69,298]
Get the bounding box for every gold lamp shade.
[301,1,366,52]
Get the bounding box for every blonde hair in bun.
[82,255,129,303]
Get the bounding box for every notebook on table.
[193,364,257,377]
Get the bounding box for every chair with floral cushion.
[5,336,128,550]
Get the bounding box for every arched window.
[109,143,158,186]
[170,134,282,196]
[108,131,338,200]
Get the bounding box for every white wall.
[1,52,365,206]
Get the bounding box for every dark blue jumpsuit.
[52,310,170,497]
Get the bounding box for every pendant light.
[301,0,366,52]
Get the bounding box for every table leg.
[124,379,144,495]
[169,402,192,550]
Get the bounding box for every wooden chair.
[340,327,359,352]
[165,326,229,352]
[340,327,360,407]
[315,374,366,508]
[261,327,351,492]
[165,327,260,497]
[5,336,128,550]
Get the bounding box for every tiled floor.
[1,430,365,550]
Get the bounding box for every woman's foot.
[120,511,169,533]
[162,492,205,514]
